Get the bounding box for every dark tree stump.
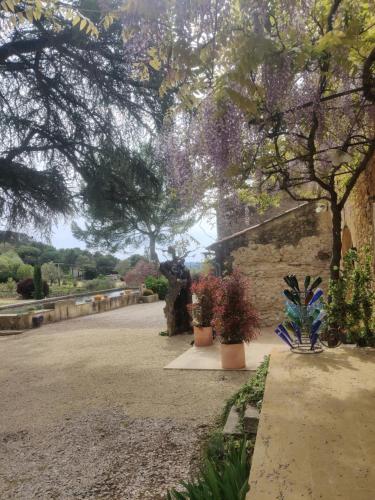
[159,248,192,336]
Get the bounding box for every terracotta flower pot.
[220,342,246,369]
[194,326,213,347]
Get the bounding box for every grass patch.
[220,355,269,427]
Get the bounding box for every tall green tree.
[0,251,23,282]
[33,265,44,299]
[73,143,195,263]
[94,254,118,275]
[0,0,174,229]
[41,262,59,285]
[115,254,145,276]
[17,246,41,266]
[16,264,34,281]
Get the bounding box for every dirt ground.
[0,301,249,499]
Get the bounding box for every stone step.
[223,404,260,437]
[223,406,242,436]
[243,406,260,435]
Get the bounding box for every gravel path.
[1,407,207,499]
[0,302,249,499]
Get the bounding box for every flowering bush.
[191,273,221,327]
[16,278,49,300]
[213,270,259,344]
[124,260,158,286]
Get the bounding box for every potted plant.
[213,270,259,369]
[190,274,220,347]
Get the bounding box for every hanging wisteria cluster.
[143,0,375,281]
[162,95,254,216]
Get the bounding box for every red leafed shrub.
[213,269,259,344]
[124,260,158,286]
[191,273,222,327]
[17,278,49,299]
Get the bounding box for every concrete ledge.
[139,294,159,303]
[247,348,375,499]
[0,291,140,331]
[0,287,132,311]
[164,342,282,371]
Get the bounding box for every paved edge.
[247,347,375,500]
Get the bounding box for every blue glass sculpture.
[289,321,301,343]
[274,275,324,353]
[275,327,294,348]
[309,289,323,306]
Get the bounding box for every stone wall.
[0,291,140,331]
[211,202,332,326]
[210,155,375,326]
[342,155,375,267]
[216,191,301,239]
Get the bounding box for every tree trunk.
[149,234,159,263]
[326,202,343,344]
[330,202,342,282]
[163,275,183,335]
[160,256,192,336]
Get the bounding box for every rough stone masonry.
[209,202,332,326]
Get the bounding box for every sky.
[49,216,217,262]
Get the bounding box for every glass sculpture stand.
[291,332,323,354]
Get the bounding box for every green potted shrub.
[190,274,220,347]
[213,270,259,369]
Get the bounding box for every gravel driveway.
[0,302,249,499]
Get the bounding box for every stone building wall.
[209,203,332,326]
[216,191,301,239]
[342,155,375,266]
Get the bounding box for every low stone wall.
[0,291,140,330]
[0,287,136,312]
[139,294,159,303]
[247,349,375,499]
